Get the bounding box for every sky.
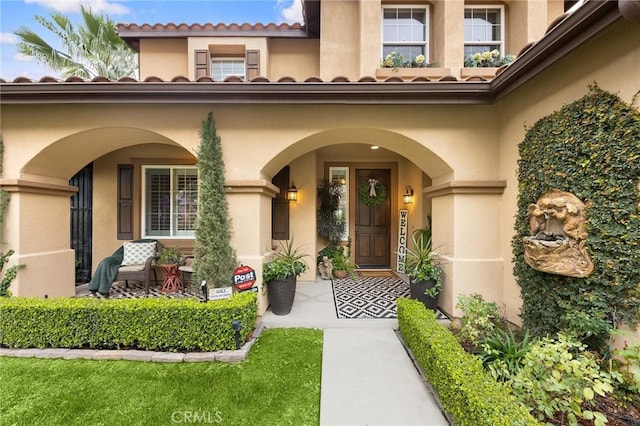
[0,0,303,80]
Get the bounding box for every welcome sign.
[396,209,408,273]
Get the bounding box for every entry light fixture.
[403,185,415,204]
[287,182,298,202]
[370,145,380,150]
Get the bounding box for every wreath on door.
[359,178,387,208]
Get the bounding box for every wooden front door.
[355,169,391,268]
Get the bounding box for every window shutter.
[271,166,290,240]
[194,49,210,79]
[245,50,260,80]
[117,164,134,240]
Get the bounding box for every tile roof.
[116,22,308,41]
[0,1,626,106]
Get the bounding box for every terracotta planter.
[333,270,348,279]
[409,279,439,311]
[266,276,297,315]
[375,67,452,81]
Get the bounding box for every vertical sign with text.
[396,209,408,273]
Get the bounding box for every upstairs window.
[212,58,246,81]
[464,6,505,57]
[195,48,260,81]
[382,6,429,63]
[143,166,198,238]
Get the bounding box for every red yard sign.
[232,265,256,291]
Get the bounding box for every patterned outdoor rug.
[332,276,449,320]
[79,281,202,300]
[332,276,410,319]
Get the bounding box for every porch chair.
[114,240,164,294]
[178,255,194,292]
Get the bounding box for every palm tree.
[14,4,137,80]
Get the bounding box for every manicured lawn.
[0,328,322,426]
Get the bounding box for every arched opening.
[261,127,453,276]
[11,127,195,297]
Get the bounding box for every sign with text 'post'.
[396,209,408,273]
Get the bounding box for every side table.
[160,264,182,294]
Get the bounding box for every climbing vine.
[0,137,25,297]
[512,85,640,350]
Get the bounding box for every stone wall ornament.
[522,189,594,278]
[318,256,333,280]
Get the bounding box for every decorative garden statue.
[318,256,333,280]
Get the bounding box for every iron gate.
[70,163,93,284]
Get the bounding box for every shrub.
[480,328,531,382]
[455,293,503,346]
[194,112,237,288]
[0,292,257,352]
[397,298,539,426]
[508,333,621,426]
[513,85,640,350]
[316,245,343,265]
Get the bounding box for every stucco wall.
[139,39,188,80]
[497,18,640,323]
[269,39,320,79]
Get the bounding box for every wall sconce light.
[403,185,415,204]
[287,182,298,202]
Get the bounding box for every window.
[143,166,198,238]
[382,6,429,62]
[464,6,505,57]
[330,167,349,242]
[211,58,245,81]
[195,49,260,80]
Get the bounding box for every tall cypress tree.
[193,113,237,288]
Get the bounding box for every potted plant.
[376,51,451,80]
[331,252,358,278]
[157,246,183,266]
[405,229,443,311]
[263,239,309,315]
[317,178,346,245]
[331,240,357,279]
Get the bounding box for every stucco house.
[1,0,638,327]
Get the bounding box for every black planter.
[409,279,439,311]
[266,276,297,315]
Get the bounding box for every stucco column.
[1,179,77,297]
[433,0,465,71]
[226,180,279,314]
[425,180,507,317]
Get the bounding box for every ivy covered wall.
[513,85,640,349]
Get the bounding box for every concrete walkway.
[262,279,449,426]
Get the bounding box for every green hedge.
[0,292,257,352]
[513,85,640,349]
[397,298,539,426]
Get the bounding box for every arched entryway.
[7,127,196,297]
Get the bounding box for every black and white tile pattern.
[332,276,448,320]
[79,281,203,300]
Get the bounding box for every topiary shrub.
[397,298,539,426]
[513,85,640,350]
[0,291,257,352]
